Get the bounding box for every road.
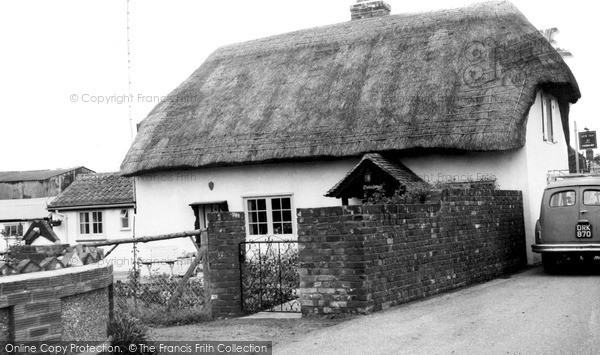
[276,265,600,355]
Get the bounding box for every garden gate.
[239,237,301,313]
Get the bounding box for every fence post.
[200,230,212,316]
[166,236,203,310]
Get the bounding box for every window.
[79,211,103,235]
[583,190,600,206]
[120,209,130,230]
[245,196,294,236]
[549,190,575,207]
[541,92,556,142]
[3,223,21,236]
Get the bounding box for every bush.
[364,182,434,205]
[241,242,299,312]
[363,178,498,205]
[113,275,207,326]
[108,305,156,355]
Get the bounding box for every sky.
[0,0,597,173]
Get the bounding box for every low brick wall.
[204,212,246,318]
[297,189,526,315]
[0,263,113,342]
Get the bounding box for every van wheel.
[542,254,559,274]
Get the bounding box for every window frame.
[541,92,556,143]
[120,209,131,230]
[243,195,295,239]
[583,189,600,206]
[78,210,105,237]
[549,190,576,208]
[4,223,20,237]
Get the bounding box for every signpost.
[579,131,597,149]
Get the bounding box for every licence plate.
[576,222,592,238]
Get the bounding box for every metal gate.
[239,238,300,313]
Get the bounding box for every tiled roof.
[47,173,134,209]
[326,153,426,197]
[0,167,90,182]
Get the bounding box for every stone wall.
[297,189,526,315]
[0,263,113,342]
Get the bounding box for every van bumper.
[532,244,600,253]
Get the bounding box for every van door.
[542,188,578,243]
[579,187,600,242]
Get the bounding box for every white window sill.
[76,238,107,243]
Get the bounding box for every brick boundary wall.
[297,189,526,315]
[205,212,246,318]
[0,263,113,342]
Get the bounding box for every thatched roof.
[121,1,580,176]
[326,153,425,198]
[48,173,134,210]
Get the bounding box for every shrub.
[364,182,434,205]
[241,242,299,312]
[108,305,156,355]
[113,275,207,326]
[363,178,498,205]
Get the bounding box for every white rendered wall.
[134,91,569,266]
[50,208,136,273]
[521,91,570,264]
[402,91,569,264]
[133,159,357,273]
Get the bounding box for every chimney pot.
[350,0,391,21]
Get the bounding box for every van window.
[583,190,600,206]
[549,190,575,207]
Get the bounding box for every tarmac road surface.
[276,265,600,355]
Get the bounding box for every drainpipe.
[52,210,68,244]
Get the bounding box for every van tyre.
[542,254,559,274]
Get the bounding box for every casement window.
[245,196,294,237]
[541,92,556,142]
[120,209,130,230]
[79,211,103,235]
[3,223,21,237]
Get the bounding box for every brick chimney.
[350,0,391,20]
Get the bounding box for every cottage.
[0,167,92,251]
[47,173,136,271]
[120,1,580,264]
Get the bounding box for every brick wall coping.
[0,263,111,285]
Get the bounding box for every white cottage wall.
[521,91,570,264]
[50,208,136,273]
[134,91,569,266]
[402,91,570,264]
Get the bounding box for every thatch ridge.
[121,1,580,176]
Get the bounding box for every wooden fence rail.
[81,229,208,311]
